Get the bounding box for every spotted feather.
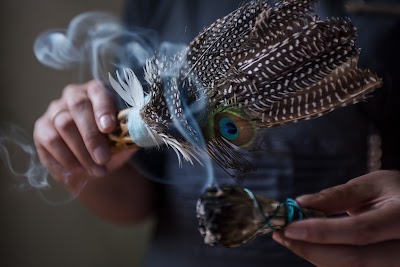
[110,0,382,174]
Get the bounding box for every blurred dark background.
[1,1,399,266]
[0,1,152,267]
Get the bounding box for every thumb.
[296,173,381,215]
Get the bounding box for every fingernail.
[92,165,107,178]
[284,226,307,240]
[100,115,115,130]
[93,146,110,165]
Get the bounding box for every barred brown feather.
[114,0,382,174]
[182,0,381,171]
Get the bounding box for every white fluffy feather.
[109,68,145,108]
[109,67,203,165]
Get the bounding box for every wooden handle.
[107,108,138,153]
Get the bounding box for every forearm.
[76,161,155,224]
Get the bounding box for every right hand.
[33,80,137,191]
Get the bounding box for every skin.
[272,170,400,267]
[33,80,155,224]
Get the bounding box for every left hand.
[272,170,400,267]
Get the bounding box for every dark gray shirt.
[124,1,400,266]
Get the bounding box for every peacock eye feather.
[207,107,258,148]
[219,117,239,141]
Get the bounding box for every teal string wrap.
[284,198,304,223]
[244,188,305,232]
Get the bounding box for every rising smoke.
[34,11,159,82]
[0,123,49,189]
[1,11,214,192]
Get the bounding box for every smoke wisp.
[0,123,49,189]
[34,11,159,83]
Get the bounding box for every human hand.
[33,80,138,192]
[272,170,400,267]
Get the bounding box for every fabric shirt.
[123,0,400,266]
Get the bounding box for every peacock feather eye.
[219,117,239,141]
[214,108,257,148]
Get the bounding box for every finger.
[296,172,382,214]
[63,84,111,165]
[34,116,84,174]
[273,232,400,267]
[283,203,400,245]
[86,80,117,133]
[51,109,107,177]
[273,232,360,267]
[35,145,88,192]
[46,99,68,121]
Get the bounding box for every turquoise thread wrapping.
[244,188,305,233]
[285,198,304,223]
